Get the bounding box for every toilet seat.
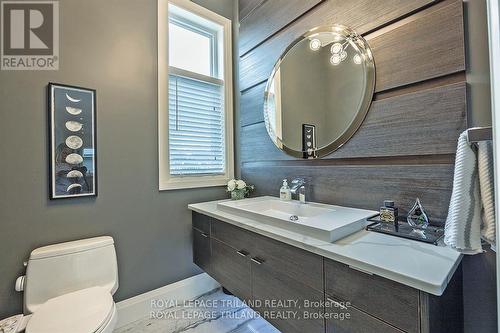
[26,287,115,333]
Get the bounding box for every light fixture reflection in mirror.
[309,31,364,66]
[264,25,375,159]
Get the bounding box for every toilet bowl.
[25,287,117,333]
[12,237,119,333]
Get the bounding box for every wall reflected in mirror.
[264,25,375,158]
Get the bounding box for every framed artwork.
[48,83,97,199]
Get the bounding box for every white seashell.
[67,183,82,193]
[65,153,83,165]
[65,135,83,149]
[67,170,83,178]
[66,106,82,115]
[65,121,83,132]
[66,93,81,103]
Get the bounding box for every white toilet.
[15,236,119,333]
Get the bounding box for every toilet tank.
[23,236,118,314]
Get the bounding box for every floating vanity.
[189,197,463,333]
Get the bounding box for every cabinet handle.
[236,250,248,257]
[251,257,264,265]
[201,233,209,238]
[326,297,348,310]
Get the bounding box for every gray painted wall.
[0,0,235,317]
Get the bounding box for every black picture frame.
[48,83,97,199]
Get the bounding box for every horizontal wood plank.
[331,82,466,158]
[367,0,465,92]
[239,0,324,56]
[241,162,454,224]
[240,81,266,126]
[240,0,465,91]
[240,81,466,162]
[239,0,266,21]
[240,72,466,129]
[240,122,294,162]
[374,72,466,101]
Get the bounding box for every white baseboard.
[115,273,220,328]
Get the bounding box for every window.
[158,0,233,190]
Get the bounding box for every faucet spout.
[290,178,306,203]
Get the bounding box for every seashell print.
[67,170,84,178]
[66,93,81,103]
[67,183,82,193]
[66,106,82,115]
[65,120,83,132]
[65,153,83,165]
[65,135,83,149]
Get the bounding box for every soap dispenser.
[280,179,291,201]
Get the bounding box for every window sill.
[159,176,229,191]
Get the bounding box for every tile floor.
[114,289,280,333]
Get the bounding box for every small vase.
[230,189,246,200]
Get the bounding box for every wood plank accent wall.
[238,0,467,225]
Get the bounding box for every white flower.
[227,179,237,191]
[236,180,246,190]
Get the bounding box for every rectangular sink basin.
[217,196,378,242]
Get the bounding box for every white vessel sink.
[217,196,377,242]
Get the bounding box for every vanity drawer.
[211,219,255,253]
[252,232,323,291]
[192,211,211,234]
[252,262,325,333]
[326,298,404,333]
[211,238,252,301]
[192,228,211,272]
[325,259,419,333]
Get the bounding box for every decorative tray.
[366,215,444,245]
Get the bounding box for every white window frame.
[158,0,234,190]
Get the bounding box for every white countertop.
[188,199,463,296]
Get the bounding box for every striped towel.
[444,131,483,254]
[478,140,496,248]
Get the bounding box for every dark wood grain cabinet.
[211,238,253,301]
[192,228,211,272]
[250,226,325,333]
[192,212,463,333]
[252,261,325,332]
[325,259,420,332]
[326,300,405,333]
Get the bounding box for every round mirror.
[263,25,375,158]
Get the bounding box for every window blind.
[169,74,225,176]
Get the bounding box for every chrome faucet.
[290,178,306,203]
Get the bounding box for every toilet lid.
[26,287,114,333]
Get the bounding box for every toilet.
[16,236,118,333]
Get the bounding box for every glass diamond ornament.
[407,198,429,229]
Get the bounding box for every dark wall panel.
[241,82,467,162]
[238,0,466,224]
[368,0,465,92]
[239,0,266,21]
[240,81,266,126]
[242,161,454,224]
[239,0,324,55]
[240,0,438,91]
